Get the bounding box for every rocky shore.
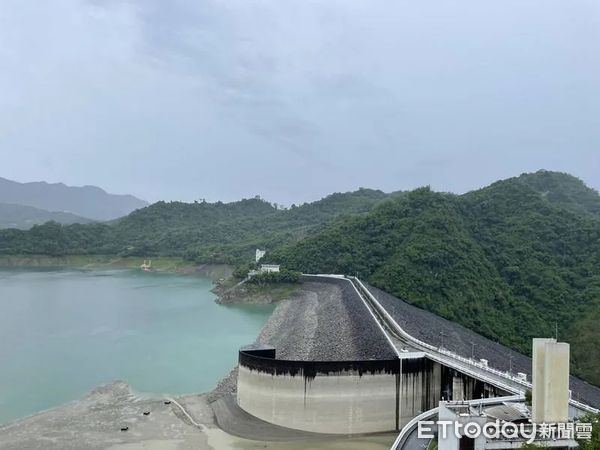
[0,381,392,450]
[215,281,300,305]
[257,278,395,361]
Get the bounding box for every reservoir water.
[0,268,274,424]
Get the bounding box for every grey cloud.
[0,0,598,203]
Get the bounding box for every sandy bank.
[0,382,394,450]
[0,255,232,280]
[215,281,300,305]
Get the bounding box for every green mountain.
[0,188,401,262]
[267,171,600,385]
[499,170,600,216]
[0,203,93,229]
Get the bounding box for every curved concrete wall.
[236,275,508,434]
[237,348,503,434]
[238,348,400,434]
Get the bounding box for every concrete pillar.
[532,338,553,422]
[452,376,465,401]
[532,338,570,423]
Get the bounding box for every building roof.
[484,403,530,423]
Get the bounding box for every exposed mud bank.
[215,281,300,305]
[0,381,393,449]
[0,255,232,280]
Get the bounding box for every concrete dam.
[238,345,506,434]
[235,275,530,435]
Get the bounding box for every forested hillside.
[0,189,400,263]
[514,171,600,216]
[267,171,600,384]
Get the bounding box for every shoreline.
[0,260,270,427]
[0,255,233,280]
[215,281,301,305]
[0,381,394,450]
[0,278,396,449]
[0,274,336,428]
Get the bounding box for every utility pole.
[508,352,514,374]
[440,331,446,350]
[555,322,558,340]
[471,341,476,360]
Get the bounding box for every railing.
[303,274,598,415]
[570,398,598,413]
[348,277,600,413]
[349,277,524,387]
[436,346,532,389]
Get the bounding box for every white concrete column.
[532,338,569,423]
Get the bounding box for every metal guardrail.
[310,274,598,415]
[570,398,598,412]
[346,277,405,359]
[352,276,599,415]
[349,276,530,393]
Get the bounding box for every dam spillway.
[235,276,510,434]
[237,345,506,434]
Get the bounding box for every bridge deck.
[348,277,530,396]
[363,282,600,410]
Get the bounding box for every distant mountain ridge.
[0,188,403,260]
[0,203,93,229]
[0,177,148,221]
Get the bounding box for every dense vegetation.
[246,269,302,285]
[515,171,600,216]
[0,202,93,229]
[578,413,600,450]
[0,189,401,264]
[1,170,599,384]
[267,171,600,385]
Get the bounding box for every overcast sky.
[0,0,599,204]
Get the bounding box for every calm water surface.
[0,268,274,424]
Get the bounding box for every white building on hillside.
[260,264,280,273]
[255,249,266,263]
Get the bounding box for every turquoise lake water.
[0,268,274,424]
